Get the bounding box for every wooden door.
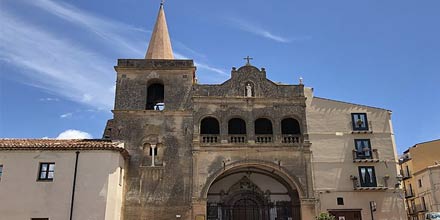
[329,210,362,220]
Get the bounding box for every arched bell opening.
[146,83,164,110]
[206,166,301,220]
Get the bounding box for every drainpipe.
[70,151,80,220]
[428,168,438,210]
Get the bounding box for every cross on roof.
[243,56,253,66]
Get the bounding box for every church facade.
[102,4,405,220]
[0,3,406,220]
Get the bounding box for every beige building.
[0,3,407,220]
[400,139,440,220]
[306,94,406,220]
[0,139,128,220]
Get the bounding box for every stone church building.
[0,3,405,220]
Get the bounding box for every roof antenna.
[161,0,165,6]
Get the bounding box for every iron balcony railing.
[352,149,379,161]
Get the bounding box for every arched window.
[281,118,301,143]
[228,118,246,134]
[201,117,220,134]
[281,118,301,134]
[146,83,164,110]
[255,118,273,143]
[255,118,273,134]
[228,118,247,143]
[201,117,220,143]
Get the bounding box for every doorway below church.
[328,210,362,220]
[207,167,301,220]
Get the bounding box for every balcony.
[352,149,379,163]
[402,172,412,180]
[256,135,273,143]
[201,135,219,144]
[282,134,302,144]
[199,134,305,146]
[350,175,389,191]
[351,118,373,134]
[405,190,415,199]
[229,135,247,143]
[415,204,427,213]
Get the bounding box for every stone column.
[300,198,316,220]
[192,198,207,220]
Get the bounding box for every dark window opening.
[418,179,422,188]
[38,163,55,181]
[146,83,164,110]
[354,139,372,159]
[351,113,369,131]
[228,118,246,134]
[421,197,426,210]
[281,118,301,134]
[201,117,220,134]
[337,197,344,205]
[358,166,377,187]
[255,118,273,134]
[149,147,157,156]
[0,165,3,181]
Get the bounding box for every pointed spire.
[145,3,174,59]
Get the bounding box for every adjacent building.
[400,139,440,220]
[0,139,128,220]
[0,3,407,220]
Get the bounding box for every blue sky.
[0,0,439,153]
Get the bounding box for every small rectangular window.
[0,165,3,181]
[354,139,372,159]
[351,113,369,131]
[337,197,344,205]
[418,179,422,188]
[358,166,377,187]
[38,163,55,181]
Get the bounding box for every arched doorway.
[206,166,301,220]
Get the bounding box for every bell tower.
[112,3,196,112]
[103,3,196,219]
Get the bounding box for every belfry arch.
[203,161,304,220]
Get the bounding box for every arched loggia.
[200,117,220,143]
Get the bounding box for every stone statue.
[246,83,252,97]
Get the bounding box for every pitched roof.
[0,139,129,158]
[145,4,174,59]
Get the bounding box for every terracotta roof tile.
[0,139,129,158]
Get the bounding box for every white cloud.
[56,129,93,139]
[30,0,146,56]
[175,52,228,77]
[227,17,290,43]
[0,11,115,109]
[39,97,60,102]
[60,112,73,118]
[0,0,229,112]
